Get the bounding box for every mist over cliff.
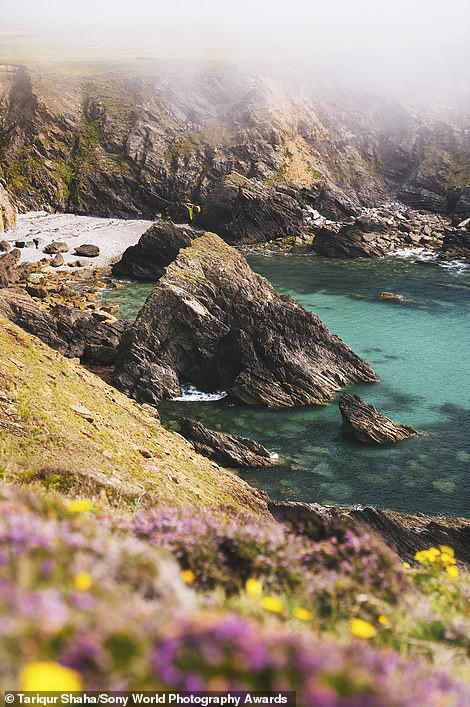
[2,0,470,107]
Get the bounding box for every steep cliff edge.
[1,61,469,240]
[0,316,269,514]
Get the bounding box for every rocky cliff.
[1,61,469,241]
[113,229,377,406]
[0,183,16,232]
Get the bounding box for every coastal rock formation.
[313,208,446,258]
[113,231,377,407]
[75,244,100,257]
[269,501,470,566]
[1,62,468,241]
[0,289,127,365]
[112,221,198,280]
[44,241,69,254]
[196,173,307,245]
[0,184,16,233]
[0,249,34,288]
[179,417,277,468]
[339,394,418,445]
[440,229,470,261]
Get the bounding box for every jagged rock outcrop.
[0,249,34,288]
[196,173,308,245]
[269,501,470,566]
[439,229,470,261]
[0,289,127,364]
[179,417,277,468]
[339,394,418,445]
[313,208,446,258]
[113,231,377,406]
[112,221,198,280]
[0,184,16,233]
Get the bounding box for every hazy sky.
[2,0,469,100]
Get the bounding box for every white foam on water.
[172,384,228,402]
[389,247,436,261]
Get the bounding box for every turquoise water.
[105,252,470,517]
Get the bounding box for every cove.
[104,251,470,517]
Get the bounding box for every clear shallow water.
[105,253,470,517]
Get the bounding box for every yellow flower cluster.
[414,545,459,579]
[348,618,377,639]
[244,578,312,621]
[74,571,92,592]
[66,499,93,514]
[180,569,196,585]
[20,661,83,691]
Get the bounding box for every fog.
[2,0,469,103]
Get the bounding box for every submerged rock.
[339,393,418,445]
[113,231,377,407]
[179,417,277,468]
[377,291,404,303]
[112,220,198,280]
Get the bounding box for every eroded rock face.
[0,289,128,365]
[196,173,308,245]
[440,229,470,261]
[0,249,34,288]
[112,221,198,280]
[179,417,277,468]
[339,393,418,445]
[113,232,377,407]
[0,185,16,233]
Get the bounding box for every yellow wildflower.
[402,562,411,569]
[348,618,377,639]
[261,596,284,614]
[180,569,196,584]
[415,547,440,566]
[66,499,93,514]
[446,565,459,580]
[245,578,263,597]
[378,615,391,627]
[439,545,455,557]
[73,571,92,592]
[293,607,313,622]
[20,661,83,691]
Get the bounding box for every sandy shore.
[4,211,152,269]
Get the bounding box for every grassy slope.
[0,316,268,514]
